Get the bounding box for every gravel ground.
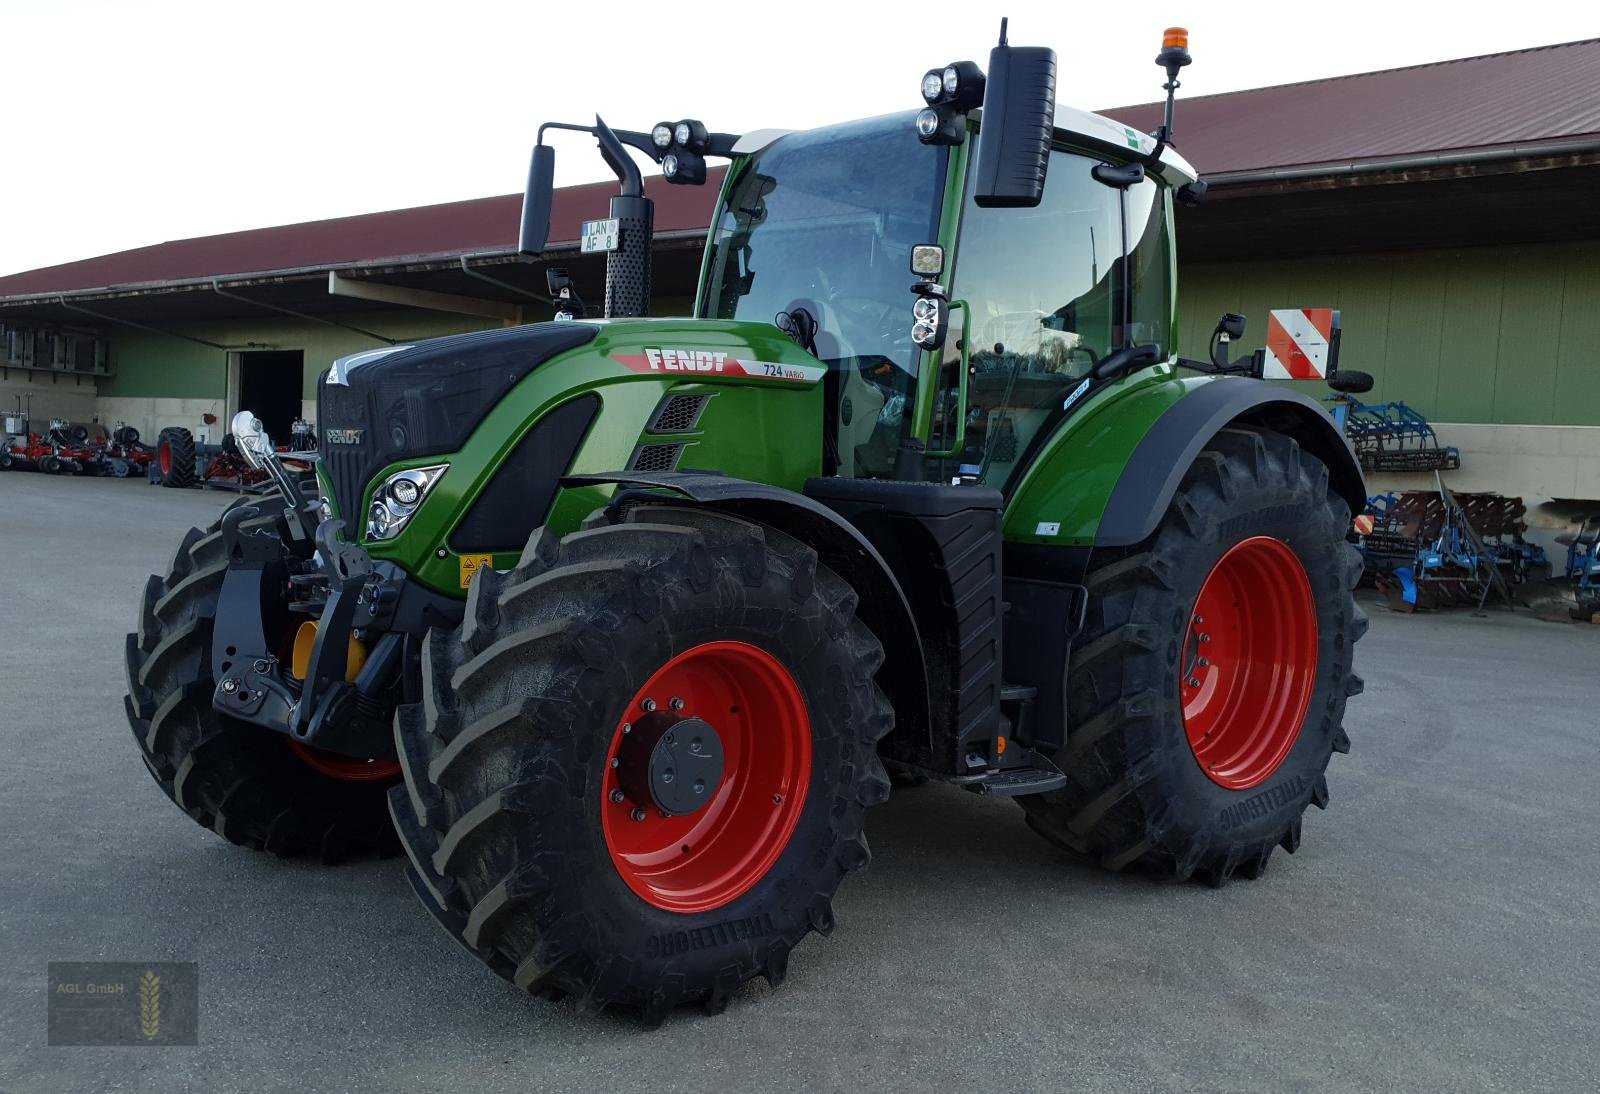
[2,473,1597,1092]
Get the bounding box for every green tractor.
[124,24,1365,1020]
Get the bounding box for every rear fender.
[1096,377,1366,547]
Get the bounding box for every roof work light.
[914,59,984,146]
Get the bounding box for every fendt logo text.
[643,347,728,373]
[325,428,365,445]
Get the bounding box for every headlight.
[915,109,941,138]
[674,122,691,146]
[663,153,679,179]
[912,320,938,345]
[365,464,446,541]
[389,478,420,507]
[651,123,673,149]
[942,65,959,96]
[913,297,938,321]
[921,70,944,103]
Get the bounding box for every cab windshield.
[700,114,948,477]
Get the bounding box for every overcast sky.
[2,0,1595,277]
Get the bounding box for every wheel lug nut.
[610,758,619,769]
[630,807,647,822]
[621,722,631,735]
[1197,657,1210,668]
[1199,633,1211,643]
[669,697,685,711]
[609,789,625,803]
[642,698,656,712]
[1186,676,1201,688]
[772,794,783,804]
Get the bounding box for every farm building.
[2,38,1596,529]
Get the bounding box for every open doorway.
[236,350,305,439]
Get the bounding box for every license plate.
[581,218,620,253]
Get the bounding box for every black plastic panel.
[448,395,599,553]
[804,477,1005,773]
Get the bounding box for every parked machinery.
[0,418,107,475]
[149,419,316,491]
[1328,393,1460,473]
[1354,479,1546,610]
[1556,515,1600,619]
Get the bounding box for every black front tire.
[124,499,399,860]
[389,504,893,1022]
[1020,428,1366,884]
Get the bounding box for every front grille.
[629,443,684,473]
[646,393,711,434]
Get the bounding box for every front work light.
[673,119,708,153]
[915,59,982,145]
[662,149,707,185]
[651,123,673,149]
[915,106,965,145]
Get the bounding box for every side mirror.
[519,144,556,257]
[1209,312,1246,369]
[230,410,273,469]
[972,36,1056,208]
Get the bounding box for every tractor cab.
[698,109,1185,486]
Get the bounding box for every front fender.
[564,470,932,758]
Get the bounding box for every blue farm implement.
[1328,397,1460,473]
[1556,515,1600,620]
[1352,477,1544,611]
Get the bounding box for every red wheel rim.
[286,740,401,782]
[602,641,811,914]
[1180,536,1318,790]
[158,441,172,475]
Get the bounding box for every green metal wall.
[1176,240,1600,427]
[99,296,698,402]
[99,310,486,401]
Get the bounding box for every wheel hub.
[1180,535,1319,791]
[616,711,725,817]
[601,640,811,914]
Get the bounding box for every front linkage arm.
[208,504,460,762]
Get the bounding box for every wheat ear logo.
[139,970,161,1040]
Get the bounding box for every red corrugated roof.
[1105,38,1600,176]
[0,169,724,299]
[5,38,1597,301]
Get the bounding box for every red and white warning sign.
[1264,308,1338,380]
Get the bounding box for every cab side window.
[951,149,1173,486]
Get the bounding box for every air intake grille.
[629,443,684,473]
[646,393,711,434]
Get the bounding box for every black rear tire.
[124,498,399,860]
[1019,428,1366,884]
[156,426,197,488]
[389,504,893,1022]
